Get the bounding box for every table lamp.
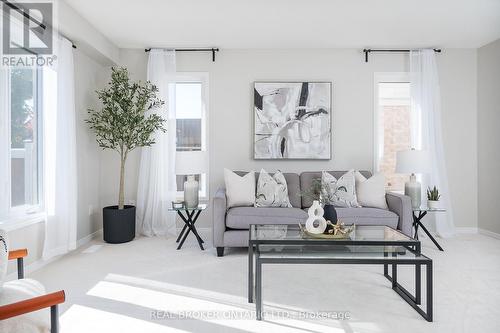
[395,149,430,209]
[175,151,207,208]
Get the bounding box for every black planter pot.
[103,205,136,244]
[323,204,338,225]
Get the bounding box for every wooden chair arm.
[0,290,65,320]
[8,248,28,260]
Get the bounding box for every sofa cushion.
[300,171,372,208]
[235,171,301,208]
[226,207,308,229]
[335,207,398,229]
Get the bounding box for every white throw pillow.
[255,169,292,208]
[224,169,256,208]
[321,170,360,207]
[355,171,388,209]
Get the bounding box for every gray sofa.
[213,171,413,256]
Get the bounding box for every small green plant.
[299,178,335,205]
[427,186,441,201]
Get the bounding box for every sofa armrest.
[386,192,413,237]
[213,188,227,247]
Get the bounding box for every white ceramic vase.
[405,174,422,209]
[184,175,199,208]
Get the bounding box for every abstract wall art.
[253,82,332,159]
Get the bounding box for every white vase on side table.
[176,151,208,209]
[184,175,199,208]
[396,149,431,209]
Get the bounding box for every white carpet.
[29,230,500,333]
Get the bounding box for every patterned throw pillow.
[321,170,360,208]
[255,169,292,208]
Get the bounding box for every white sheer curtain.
[136,49,177,236]
[0,69,9,218]
[43,37,78,258]
[410,49,455,237]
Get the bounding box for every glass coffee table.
[248,224,433,321]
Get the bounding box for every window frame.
[175,72,209,201]
[373,72,410,174]
[0,67,44,221]
[372,72,415,192]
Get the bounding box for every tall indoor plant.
[87,67,165,243]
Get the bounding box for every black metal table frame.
[248,227,433,322]
[413,211,444,251]
[175,209,204,250]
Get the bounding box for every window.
[176,82,202,151]
[0,67,43,218]
[374,73,411,191]
[175,73,209,199]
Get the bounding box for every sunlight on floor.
[85,280,347,333]
[101,273,383,333]
[61,305,190,333]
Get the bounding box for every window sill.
[0,212,45,232]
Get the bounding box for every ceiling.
[63,0,500,49]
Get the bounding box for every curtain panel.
[136,49,177,236]
[43,37,78,258]
[410,49,455,237]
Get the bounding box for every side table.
[413,207,446,251]
[169,204,206,250]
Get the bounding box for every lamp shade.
[175,151,207,175]
[395,149,430,174]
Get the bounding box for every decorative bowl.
[172,201,184,209]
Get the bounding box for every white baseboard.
[77,228,102,247]
[455,227,478,234]
[455,227,500,239]
[479,228,500,239]
[6,228,102,280]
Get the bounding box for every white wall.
[478,39,500,235]
[110,48,477,230]
[74,51,105,240]
[58,0,120,65]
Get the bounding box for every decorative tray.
[299,223,355,240]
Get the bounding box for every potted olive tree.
[87,67,165,243]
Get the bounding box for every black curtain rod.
[1,0,46,30]
[1,0,77,49]
[363,48,441,62]
[145,47,220,62]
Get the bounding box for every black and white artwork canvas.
[254,82,331,159]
